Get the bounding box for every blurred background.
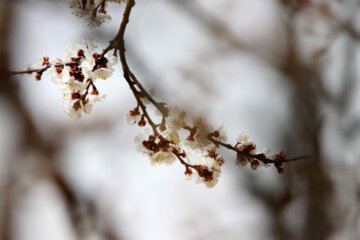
[1,0,360,239]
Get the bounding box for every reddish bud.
[250,160,259,170]
[138,116,146,127]
[130,108,140,117]
[92,53,99,59]
[216,157,224,166]
[184,167,192,176]
[71,92,81,100]
[78,49,84,57]
[91,88,99,95]
[56,66,63,74]
[179,151,187,158]
[212,130,220,138]
[35,73,41,81]
[245,144,256,151]
[207,149,218,159]
[42,56,49,66]
[275,151,286,161]
[195,165,213,182]
[73,101,81,111]
[159,122,166,132]
[276,164,284,174]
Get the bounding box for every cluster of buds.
[235,134,286,173]
[69,0,127,28]
[35,40,117,118]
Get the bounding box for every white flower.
[82,101,93,114]
[164,130,181,145]
[48,40,117,119]
[107,55,118,66]
[69,0,113,28]
[198,156,221,170]
[126,108,141,125]
[94,54,117,80]
[185,117,212,149]
[135,133,152,156]
[80,57,96,80]
[95,68,113,80]
[236,133,250,144]
[65,106,82,119]
[64,43,83,62]
[86,14,112,28]
[135,130,177,166]
[236,133,256,154]
[89,93,106,103]
[47,65,71,84]
[150,151,176,166]
[166,107,186,131]
[236,144,245,152]
[64,78,86,92]
[189,156,222,188]
[215,125,227,142]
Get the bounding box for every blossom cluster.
[38,40,117,119]
[235,133,287,173]
[127,104,284,188]
[69,0,126,28]
[130,107,225,188]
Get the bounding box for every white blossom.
[150,151,176,166]
[48,65,70,84]
[185,117,212,149]
[166,107,186,131]
[163,130,181,145]
[69,0,126,28]
[48,40,115,119]
[135,133,152,156]
[236,133,250,144]
[194,156,222,188]
[88,93,106,103]
[215,125,227,142]
[236,133,256,154]
[126,109,141,125]
[135,133,177,166]
[86,14,112,28]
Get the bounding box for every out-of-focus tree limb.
[0,1,17,239]
[169,0,275,62]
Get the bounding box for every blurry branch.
[278,3,341,240]
[10,62,79,77]
[246,179,293,240]
[288,1,360,139]
[169,0,273,61]
[0,1,18,239]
